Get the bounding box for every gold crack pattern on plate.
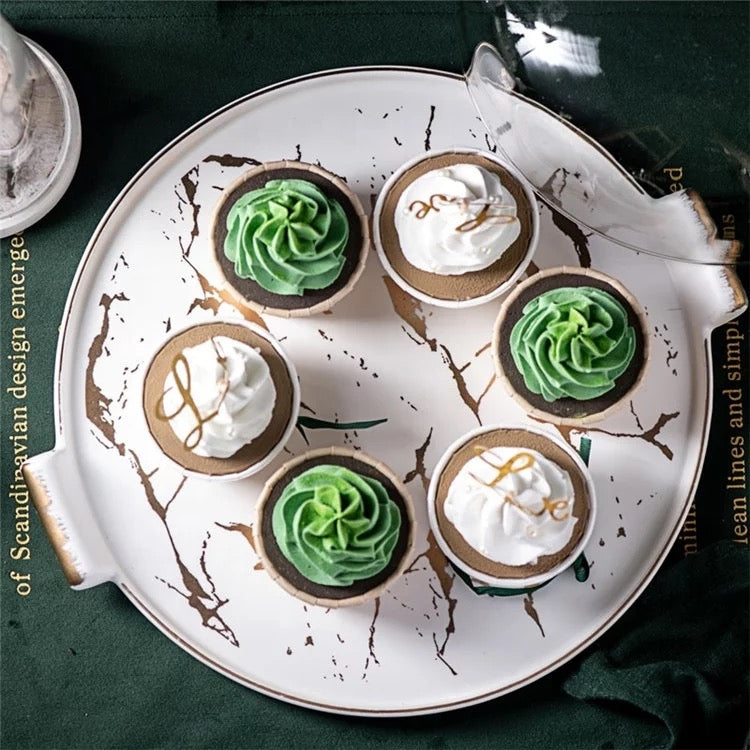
[167,160,263,323]
[383,277,436,351]
[404,427,433,491]
[131,452,239,646]
[177,166,200,257]
[109,252,130,282]
[288,142,349,184]
[217,522,264,571]
[523,593,545,638]
[383,276,496,424]
[525,259,541,277]
[401,429,458,675]
[403,549,458,672]
[439,344,496,426]
[361,597,381,680]
[203,154,262,169]
[86,293,129,447]
[538,174,593,268]
[543,202,593,268]
[653,322,680,377]
[424,104,436,151]
[629,400,644,430]
[171,165,268,328]
[184,258,267,328]
[552,410,680,461]
[85,293,240,647]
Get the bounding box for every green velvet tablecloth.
[0,2,748,748]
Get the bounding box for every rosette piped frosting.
[510,286,636,402]
[272,465,402,586]
[224,179,349,296]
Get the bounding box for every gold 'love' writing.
[408,193,454,218]
[469,447,570,522]
[471,447,535,485]
[155,339,230,451]
[407,193,516,233]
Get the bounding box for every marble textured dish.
[21,67,746,716]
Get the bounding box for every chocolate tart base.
[255,447,416,608]
[377,150,535,302]
[493,267,649,425]
[142,322,296,477]
[211,161,369,318]
[434,428,591,581]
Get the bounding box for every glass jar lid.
[466,40,742,266]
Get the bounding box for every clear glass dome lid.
[465,37,745,266]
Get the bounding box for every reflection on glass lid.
[465,42,741,266]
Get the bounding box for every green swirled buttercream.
[510,286,636,402]
[272,465,402,587]
[224,179,349,296]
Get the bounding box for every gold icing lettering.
[407,194,517,233]
[155,338,229,451]
[469,448,569,522]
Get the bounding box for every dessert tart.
[428,425,596,589]
[254,446,416,607]
[373,147,538,307]
[142,320,299,479]
[211,160,369,317]
[493,266,649,425]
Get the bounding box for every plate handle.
[666,194,747,332]
[681,191,747,328]
[667,257,747,334]
[23,447,117,589]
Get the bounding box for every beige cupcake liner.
[210,160,370,318]
[493,266,651,427]
[254,446,417,609]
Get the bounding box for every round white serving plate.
[24,66,746,716]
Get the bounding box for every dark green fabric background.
[0,2,748,748]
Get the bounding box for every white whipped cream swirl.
[444,447,577,566]
[160,336,276,459]
[394,164,520,275]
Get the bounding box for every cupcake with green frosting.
[254,447,416,607]
[211,161,369,318]
[493,267,649,425]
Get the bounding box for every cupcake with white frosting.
[142,320,300,479]
[374,148,539,307]
[428,425,595,589]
